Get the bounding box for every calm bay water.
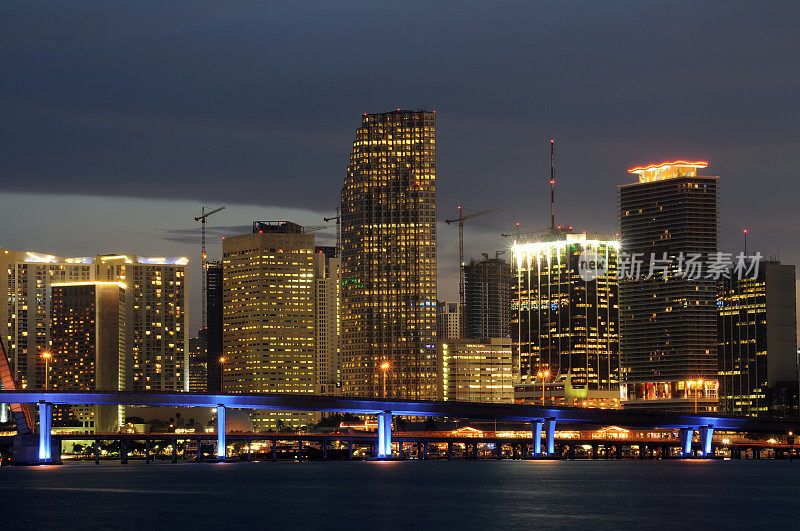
[1,460,798,529]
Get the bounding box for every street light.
[41,351,52,391]
[380,362,390,398]
[537,370,550,406]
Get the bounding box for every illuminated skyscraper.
[314,249,341,395]
[0,250,188,393]
[464,256,511,340]
[94,255,189,392]
[188,331,208,393]
[341,110,438,399]
[222,221,316,429]
[619,161,719,413]
[50,281,125,432]
[511,231,620,404]
[718,260,798,418]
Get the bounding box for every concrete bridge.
[1,390,797,464]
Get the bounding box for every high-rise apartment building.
[619,161,719,413]
[94,255,189,392]
[511,231,620,403]
[0,250,188,393]
[222,221,316,429]
[464,256,511,339]
[341,110,438,399]
[439,338,513,403]
[50,281,125,432]
[314,249,341,395]
[205,260,223,393]
[437,301,461,342]
[718,260,798,418]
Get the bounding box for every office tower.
[314,249,341,395]
[0,250,92,390]
[188,331,208,393]
[619,160,719,413]
[206,260,223,393]
[464,256,511,339]
[222,221,316,430]
[439,338,513,403]
[511,231,620,405]
[718,260,798,418]
[341,109,438,399]
[94,255,189,392]
[50,281,125,432]
[437,301,461,342]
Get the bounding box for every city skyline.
[3,2,800,337]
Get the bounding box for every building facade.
[718,260,798,418]
[340,110,438,399]
[439,338,513,403]
[188,330,208,393]
[437,301,461,342]
[314,250,341,395]
[50,282,125,432]
[205,260,223,393]
[464,256,511,340]
[0,250,188,393]
[511,231,620,401]
[222,222,316,429]
[619,161,719,413]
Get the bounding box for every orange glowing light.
[627,160,708,174]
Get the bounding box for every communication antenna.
[550,139,556,230]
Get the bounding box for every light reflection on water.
[1,460,799,530]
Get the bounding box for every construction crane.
[501,222,572,241]
[445,206,498,337]
[323,207,341,257]
[195,205,225,329]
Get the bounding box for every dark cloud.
[2,0,800,291]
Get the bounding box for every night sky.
[3,1,799,332]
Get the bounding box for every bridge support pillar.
[592,444,599,459]
[38,401,53,464]
[495,441,502,460]
[699,426,713,457]
[679,428,693,457]
[145,439,151,463]
[172,440,177,463]
[447,442,453,460]
[298,440,303,462]
[544,418,556,457]
[120,439,128,464]
[348,440,353,460]
[272,439,278,462]
[377,411,392,458]
[531,420,543,457]
[322,441,328,461]
[216,404,226,460]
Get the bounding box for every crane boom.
[323,208,341,257]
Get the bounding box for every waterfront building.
[439,338,513,403]
[511,230,620,402]
[619,160,719,413]
[314,248,341,395]
[437,301,461,342]
[50,281,125,432]
[94,254,189,392]
[0,250,188,393]
[464,256,511,339]
[222,221,316,429]
[205,260,223,393]
[718,260,798,418]
[340,109,438,399]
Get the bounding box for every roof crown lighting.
[627,160,708,183]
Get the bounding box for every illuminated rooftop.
[627,160,708,183]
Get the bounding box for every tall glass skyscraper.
[619,161,719,413]
[341,110,438,399]
[511,231,620,404]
